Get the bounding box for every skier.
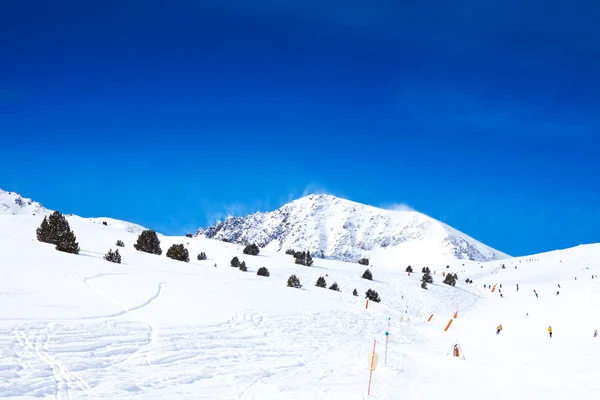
[500,284,503,289]
[496,324,503,334]
[500,293,504,298]
[484,284,487,289]
[516,283,519,291]
[558,284,561,288]
[556,291,560,295]
[534,289,538,298]
[594,329,598,338]
[548,326,553,338]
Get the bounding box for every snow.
[196,193,509,264]
[1,210,600,398]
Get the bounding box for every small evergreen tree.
[421,271,433,289]
[362,269,373,280]
[55,229,80,254]
[257,267,270,277]
[421,267,431,274]
[329,282,340,292]
[243,244,260,255]
[36,216,50,243]
[287,274,302,288]
[185,233,193,238]
[166,244,189,262]
[406,266,413,273]
[239,261,247,271]
[353,288,358,296]
[197,252,207,261]
[358,258,369,266]
[294,251,314,266]
[104,248,122,263]
[365,289,381,303]
[102,221,107,226]
[316,276,327,288]
[37,211,71,245]
[134,230,162,255]
[116,240,125,247]
[285,249,296,255]
[230,256,240,267]
[443,273,457,286]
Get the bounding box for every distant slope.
[0,188,149,235]
[196,194,509,264]
[0,189,50,216]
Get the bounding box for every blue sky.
[1,0,599,256]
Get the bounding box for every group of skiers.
[492,280,599,338]
[496,325,598,338]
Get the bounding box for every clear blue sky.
[1,1,599,256]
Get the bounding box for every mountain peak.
[196,194,509,264]
[0,189,50,216]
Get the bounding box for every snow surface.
[1,212,599,399]
[195,194,509,264]
[0,190,49,217]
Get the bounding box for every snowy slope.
[0,189,50,216]
[1,214,599,399]
[196,194,509,264]
[0,188,148,235]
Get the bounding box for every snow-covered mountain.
[0,188,148,235]
[195,194,509,264]
[0,189,50,216]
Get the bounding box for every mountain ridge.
[195,193,510,264]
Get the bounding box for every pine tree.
[55,229,80,254]
[362,269,373,280]
[294,250,314,266]
[421,271,433,289]
[421,267,431,274]
[306,251,313,266]
[353,288,358,296]
[36,216,50,242]
[166,244,189,262]
[358,258,369,266]
[37,211,72,245]
[197,252,207,261]
[443,273,457,286]
[257,267,270,277]
[116,240,125,247]
[230,256,240,267]
[134,230,162,255]
[243,244,260,255]
[104,248,122,263]
[406,266,413,273]
[365,289,381,302]
[329,282,340,292]
[316,276,327,288]
[287,274,302,288]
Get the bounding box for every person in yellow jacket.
[548,325,552,338]
[496,324,503,335]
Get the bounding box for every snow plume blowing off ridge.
[195,194,509,264]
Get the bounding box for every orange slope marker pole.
[454,310,458,319]
[367,339,377,395]
[427,314,434,322]
[366,299,369,309]
[444,319,453,331]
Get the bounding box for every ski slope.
[0,214,599,399]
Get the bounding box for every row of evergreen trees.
[288,274,380,302]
